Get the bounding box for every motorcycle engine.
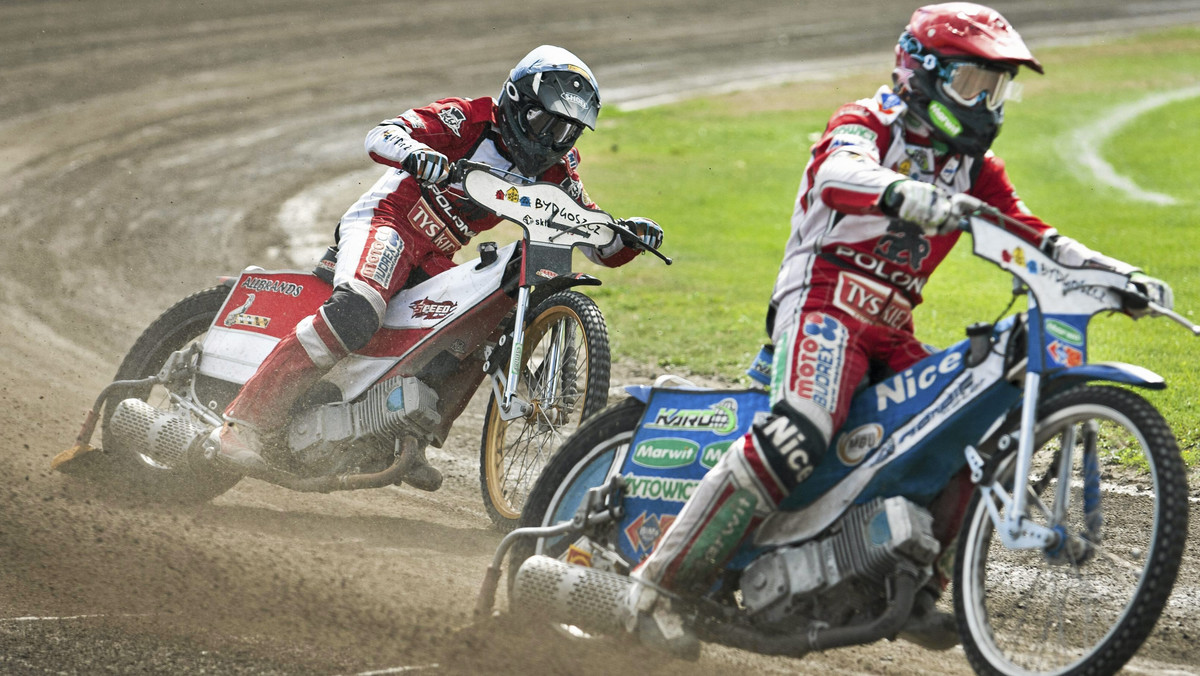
[738,496,940,628]
[286,375,440,474]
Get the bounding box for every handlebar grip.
[1116,286,1150,313]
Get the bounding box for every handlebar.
[951,199,1199,337]
[448,159,673,265]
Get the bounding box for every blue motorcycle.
[477,203,1198,676]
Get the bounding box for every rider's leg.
[623,309,866,654]
[212,221,416,471]
[212,289,380,470]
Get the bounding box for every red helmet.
[893,3,1042,156]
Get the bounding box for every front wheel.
[480,290,611,531]
[954,385,1188,676]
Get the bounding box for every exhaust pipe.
[511,555,634,636]
[108,398,210,469]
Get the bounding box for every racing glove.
[881,179,954,234]
[1130,272,1174,312]
[402,148,451,185]
[620,217,664,250]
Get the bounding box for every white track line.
[0,613,149,622]
[1066,85,1200,205]
[348,665,439,675]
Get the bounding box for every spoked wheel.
[480,290,611,531]
[954,386,1188,676]
[95,285,243,503]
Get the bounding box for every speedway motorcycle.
[479,201,1198,674]
[53,160,670,531]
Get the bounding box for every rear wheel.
[954,386,1188,676]
[480,290,611,531]
[95,285,242,504]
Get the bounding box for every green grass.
[565,27,1200,459]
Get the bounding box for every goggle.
[524,107,583,147]
[939,61,1015,111]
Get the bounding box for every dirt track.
[4,1,1200,673]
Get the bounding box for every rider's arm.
[548,150,644,268]
[972,155,1138,274]
[364,98,482,170]
[808,106,906,215]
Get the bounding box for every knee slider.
[750,401,829,490]
[321,288,382,352]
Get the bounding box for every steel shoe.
[624,583,700,660]
[399,444,443,492]
[897,584,959,651]
[208,421,268,474]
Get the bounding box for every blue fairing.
[1044,362,1165,390]
[614,388,768,563]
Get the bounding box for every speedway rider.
[622,3,1175,656]
[209,45,663,488]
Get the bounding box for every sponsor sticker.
[408,199,462,254]
[399,110,425,129]
[241,276,304,297]
[1046,319,1084,345]
[223,293,271,329]
[700,441,735,469]
[624,511,676,555]
[623,473,700,503]
[560,91,587,108]
[875,350,963,412]
[359,227,403,287]
[565,544,593,567]
[833,271,913,329]
[645,398,739,436]
[831,124,877,142]
[788,313,848,412]
[837,423,883,466]
[1048,340,1084,367]
[496,187,533,207]
[875,220,930,270]
[409,298,457,321]
[631,438,700,469]
[928,101,963,138]
[437,106,466,136]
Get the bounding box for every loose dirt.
[3,2,1198,674]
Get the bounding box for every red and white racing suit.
[225,97,639,431]
[633,86,1135,594]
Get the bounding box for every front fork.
[965,373,1102,555]
[490,285,568,422]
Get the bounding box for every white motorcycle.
[54,160,670,531]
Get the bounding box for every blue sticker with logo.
[616,388,768,563]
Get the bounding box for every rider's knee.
[321,287,383,352]
[749,400,832,491]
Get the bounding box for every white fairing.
[198,325,280,384]
[321,242,515,401]
[198,243,516,401]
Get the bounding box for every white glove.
[402,148,451,185]
[1130,272,1174,312]
[883,180,954,234]
[621,217,664,250]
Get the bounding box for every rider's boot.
[398,444,443,492]
[621,407,829,656]
[209,327,333,472]
[897,581,959,651]
[210,421,269,473]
